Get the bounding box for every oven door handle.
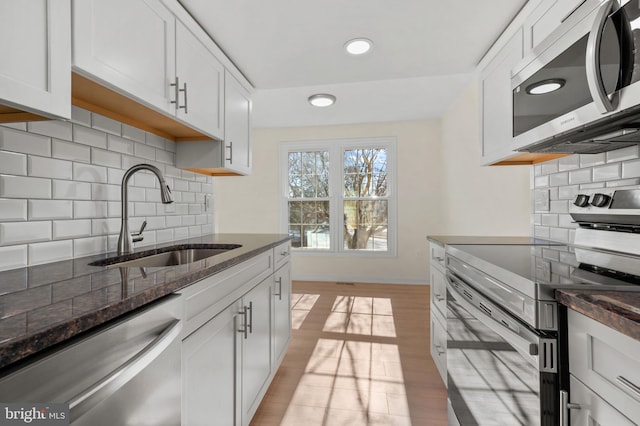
[446,272,543,370]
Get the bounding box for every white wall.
[213,120,444,284]
[440,80,531,236]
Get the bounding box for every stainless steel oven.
[445,257,559,426]
[445,186,640,425]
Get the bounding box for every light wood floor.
[250,281,447,426]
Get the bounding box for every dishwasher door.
[0,294,182,426]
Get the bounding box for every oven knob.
[590,193,611,207]
[573,194,590,207]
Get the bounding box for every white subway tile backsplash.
[92,218,121,236]
[549,172,568,187]
[580,182,605,189]
[0,175,51,199]
[0,151,27,175]
[607,178,640,187]
[580,153,606,167]
[27,121,73,140]
[74,201,108,218]
[0,127,51,156]
[91,183,120,201]
[53,220,92,239]
[540,162,558,175]
[52,139,91,163]
[558,156,579,171]
[569,168,592,184]
[122,124,145,143]
[74,236,108,257]
[0,108,213,269]
[156,149,174,165]
[28,240,73,265]
[28,156,73,180]
[607,146,639,163]
[92,114,122,136]
[52,180,91,200]
[0,199,27,221]
[592,163,620,182]
[73,125,107,149]
[28,200,73,220]
[0,221,51,245]
[73,163,108,183]
[107,135,134,155]
[558,185,579,200]
[134,142,155,160]
[534,175,549,188]
[71,106,92,126]
[549,228,569,243]
[622,159,640,178]
[0,245,27,271]
[550,200,569,213]
[91,148,121,168]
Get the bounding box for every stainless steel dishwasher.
[0,294,182,425]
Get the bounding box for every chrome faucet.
[118,164,173,255]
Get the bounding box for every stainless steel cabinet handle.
[247,301,253,334]
[585,0,620,113]
[274,277,283,300]
[238,306,249,339]
[435,345,445,356]
[280,251,289,257]
[67,319,182,422]
[170,77,188,113]
[225,141,233,163]
[559,390,581,426]
[434,294,445,302]
[616,376,640,398]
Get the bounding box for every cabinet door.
[525,0,585,52]
[480,27,524,164]
[73,0,176,115]
[570,376,635,426]
[183,301,241,426]
[273,263,291,365]
[175,21,224,140]
[241,277,272,425]
[224,71,252,175]
[0,0,70,119]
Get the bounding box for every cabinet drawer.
[180,251,272,337]
[430,243,446,271]
[430,267,446,317]
[273,241,291,271]
[568,310,640,423]
[430,310,447,387]
[569,375,635,426]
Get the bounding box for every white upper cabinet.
[73,0,227,140]
[175,21,224,140]
[479,28,524,165]
[524,0,586,53]
[224,71,252,175]
[0,0,71,120]
[73,0,176,115]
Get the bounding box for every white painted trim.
[292,274,428,286]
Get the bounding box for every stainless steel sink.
[90,244,242,268]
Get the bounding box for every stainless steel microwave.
[512,0,640,154]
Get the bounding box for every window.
[280,138,396,255]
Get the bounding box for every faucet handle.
[132,220,147,242]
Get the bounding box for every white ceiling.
[179,0,528,128]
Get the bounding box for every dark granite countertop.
[556,289,640,341]
[0,233,290,370]
[427,235,548,247]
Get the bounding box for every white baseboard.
[291,274,429,285]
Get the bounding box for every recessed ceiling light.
[526,78,566,95]
[308,94,336,107]
[345,38,373,55]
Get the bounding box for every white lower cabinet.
[428,241,447,386]
[273,262,292,365]
[567,309,640,425]
[181,245,292,426]
[183,300,242,426]
[240,277,273,423]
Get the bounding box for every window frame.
[279,137,397,257]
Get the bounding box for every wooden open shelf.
[491,152,568,166]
